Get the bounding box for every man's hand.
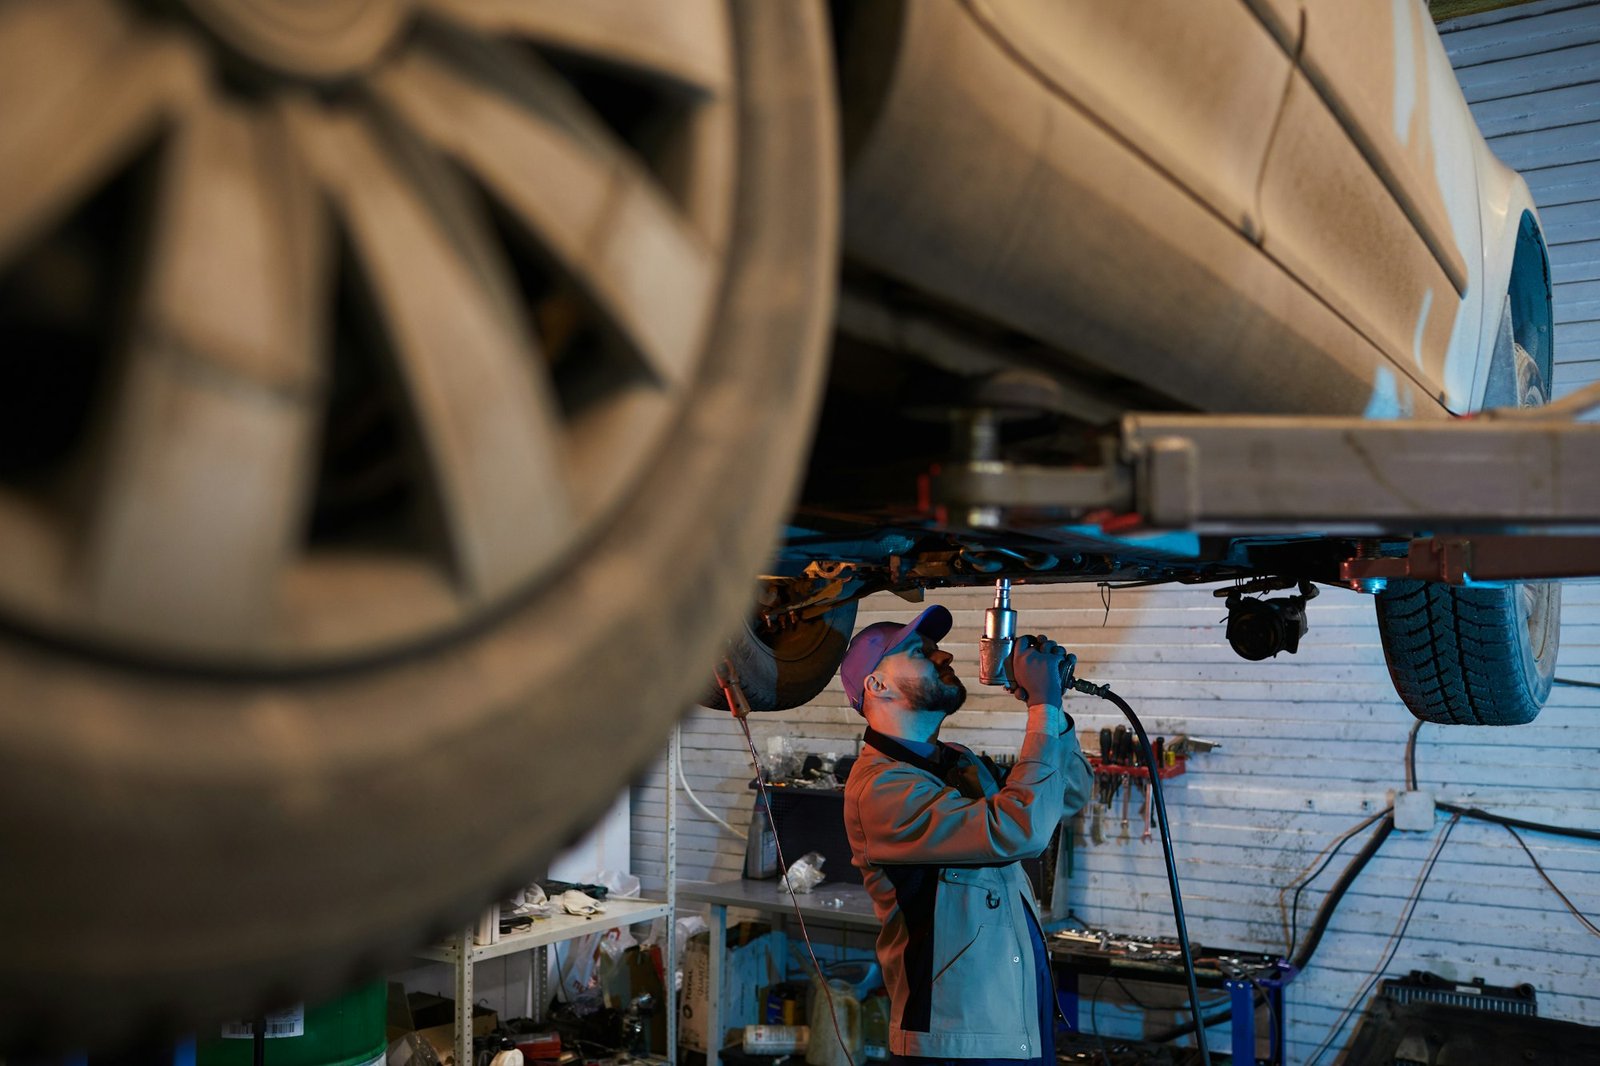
[1009,635,1074,707]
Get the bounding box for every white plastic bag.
[783,851,827,894]
[553,870,642,1004]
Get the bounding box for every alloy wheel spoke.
[372,32,720,391]
[290,100,576,602]
[0,1,203,269]
[83,101,325,652]
[417,0,730,98]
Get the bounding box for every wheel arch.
[1508,207,1555,388]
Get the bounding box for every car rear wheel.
[1375,342,1559,725]
[706,600,860,712]
[0,0,837,1046]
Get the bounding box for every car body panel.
[840,0,1442,421]
[1298,0,1471,296]
[1256,66,1463,409]
[967,0,1288,237]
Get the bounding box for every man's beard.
[907,674,967,715]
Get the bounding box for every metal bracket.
[1340,534,1600,584]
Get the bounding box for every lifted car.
[0,0,1570,1047]
[713,0,1562,731]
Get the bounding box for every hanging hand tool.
[1142,780,1153,843]
[1098,727,1114,806]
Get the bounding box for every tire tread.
[1375,579,1554,726]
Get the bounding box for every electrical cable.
[1501,823,1600,938]
[1554,676,1600,689]
[1145,994,1260,1046]
[1405,720,1422,790]
[1438,801,1600,842]
[1253,976,1281,1052]
[735,713,857,1066]
[1411,723,1600,841]
[1106,975,1227,1015]
[1075,680,1213,1066]
[1285,806,1393,960]
[677,755,746,840]
[1090,993,1116,1066]
[1305,813,1461,1066]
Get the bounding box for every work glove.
[1008,634,1075,706]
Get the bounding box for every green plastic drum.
[198,982,387,1066]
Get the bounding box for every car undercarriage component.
[1342,535,1600,585]
[922,386,1600,585]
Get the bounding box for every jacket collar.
[863,727,959,778]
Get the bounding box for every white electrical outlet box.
[1394,789,1437,831]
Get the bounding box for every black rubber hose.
[1291,813,1394,971]
[1078,680,1213,1066]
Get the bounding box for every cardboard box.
[385,986,497,1066]
[415,1011,498,1066]
[679,924,785,1053]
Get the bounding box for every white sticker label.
[220,1006,306,1039]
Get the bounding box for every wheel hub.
[184,0,409,79]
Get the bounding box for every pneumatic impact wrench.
[977,578,1107,701]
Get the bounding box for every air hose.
[1071,676,1213,1066]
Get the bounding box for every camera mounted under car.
[1220,578,1320,661]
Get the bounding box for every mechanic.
[841,604,1094,1066]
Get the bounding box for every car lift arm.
[927,383,1600,584]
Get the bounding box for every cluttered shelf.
[416,897,675,965]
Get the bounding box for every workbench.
[1048,930,1296,1065]
[676,878,880,1066]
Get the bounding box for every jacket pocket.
[930,922,984,985]
[929,871,1023,1035]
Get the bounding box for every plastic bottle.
[744,792,778,878]
[804,977,862,1066]
[743,1025,810,1054]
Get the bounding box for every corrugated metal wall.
[634,1,1600,1060]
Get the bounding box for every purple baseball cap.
[840,604,954,713]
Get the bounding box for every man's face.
[876,633,967,715]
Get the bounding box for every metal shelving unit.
[417,730,681,1066]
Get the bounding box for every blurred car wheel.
[0,0,836,1047]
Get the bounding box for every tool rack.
[1087,754,1187,781]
